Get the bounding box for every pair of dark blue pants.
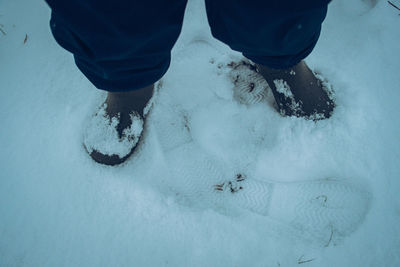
[46,0,330,92]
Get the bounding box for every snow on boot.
[83,103,144,166]
[83,85,154,166]
[257,61,335,120]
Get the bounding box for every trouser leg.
[46,0,188,92]
[205,0,330,69]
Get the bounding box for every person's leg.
[47,0,187,92]
[205,0,334,119]
[46,0,188,165]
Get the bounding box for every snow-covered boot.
[257,61,335,120]
[83,84,154,166]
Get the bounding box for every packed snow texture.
[1,0,400,266]
[228,62,270,105]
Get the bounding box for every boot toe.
[83,104,144,166]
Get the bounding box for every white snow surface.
[1,0,400,266]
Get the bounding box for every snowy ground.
[1,0,400,266]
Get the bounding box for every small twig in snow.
[325,227,334,247]
[298,255,315,265]
[0,25,6,36]
[388,1,400,11]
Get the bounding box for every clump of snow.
[274,79,293,98]
[273,78,303,115]
[83,103,143,157]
